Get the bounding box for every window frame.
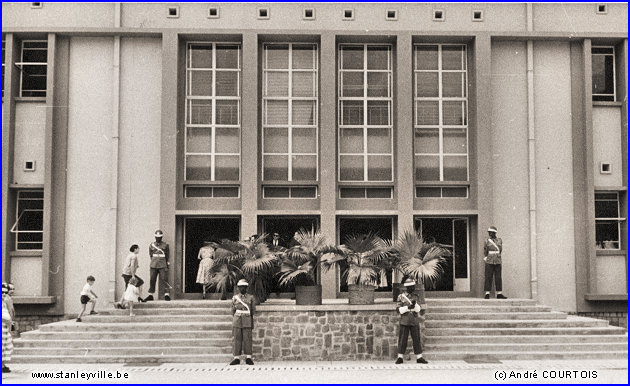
[337,43,394,183]
[261,42,319,183]
[591,46,616,102]
[184,42,242,183]
[413,43,469,184]
[10,189,44,251]
[15,39,48,98]
[594,191,625,251]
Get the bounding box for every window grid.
[338,44,394,183]
[414,44,469,183]
[185,42,241,182]
[592,46,616,102]
[594,192,624,250]
[10,190,44,250]
[262,186,318,199]
[262,43,319,182]
[16,40,48,97]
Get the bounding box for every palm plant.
[207,239,244,300]
[321,233,391,287]
[238,234,280,303]
[278,228,340,288]
[389,230,452,287]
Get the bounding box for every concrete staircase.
[11,298,627,363]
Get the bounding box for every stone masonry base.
[575,312,627,331]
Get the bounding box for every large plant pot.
[295,285,322,305]
[348,284,376,305]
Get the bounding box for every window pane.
[592,55,614,96]
[341,46,364,70]
[595,199,619,218]
[21,66,47,96]
[592,47,614,55]
[366,188,392,199]
[22,48,47,63]
[340,188,365,198]
[266,45,289,69]
[341,101,364,125]
[216,45,239,69]
[443,101,466,125]
[188,100,212,125]
[442,187,468,198]
[368,155,392,181]
[292,155,317,180]
[595,221,620,249]
[292,72,315,97]
[17,210,43,231]
[415,45,438,70]
[416,187,441,198]
[442,46,464,70]
[216,100,239,125]
[265,72,289,97]
[291,186,317,198]
[292,127,316,153]
[292,44,316,69]
[186,155,212,180]
[342,72,364,97]
[190,44,212,68]
[367,46,389,70]
[292,101,315,125]
[416,72,439,97]
[264,127,288,153]
[340,127,364,153]
[339,155,364,181]
[266,100,289,125]
[185,186,213,198]
[367,101,389,125]
[595,192,618,200]
[189,71,213,96]
[264,187,290,198]
[443,156,467,181]
[415,155,439,180]
[416,101,439,125]
[187,127,212,153]
[415,128,439,154]
[264,155,289,180]
[442,72,465,98]
[443,127,467,154]
[367,127,391,153]
[367,72,389,97]
[215,127,240,153]
[19,191,44,199]
[215,71,239,96]
[213,187,239,198]
[214,155,240,181]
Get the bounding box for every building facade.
[2,2,627,322]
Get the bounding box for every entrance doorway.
[414,217,469,291]
[183,217,240,293]
[337,217,395,293]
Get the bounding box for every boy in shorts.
[77,275,98,322]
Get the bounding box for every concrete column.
[320,32,338,299]
[2,34,16,282]
[396,33,414,238]
[241,32,259,240]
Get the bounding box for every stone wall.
[13,315,69,336]
[253,304,424,361]
[575,312,627,331]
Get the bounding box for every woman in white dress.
[196,243,216,299]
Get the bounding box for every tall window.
[592,46,615,102]
[338,44,393,182]
[595,192,624,250]
[15,40,47,97]
[414,44,468,198]
[185,43,241,182]
[10,190,44,250]
[262,43,318,183]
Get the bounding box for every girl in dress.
[122,277,140,317]
[196,243,215,299]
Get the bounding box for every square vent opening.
[258,8,270,19]
[30,2,43,8]
[208,7,219,18]
[167,6,179,18]
[386,10,397,20]
[433,10,445,21]
[597,4,608,14]
[24,160,36,172]
[473,10,484,21]
[600,162,612,174]
[303,8,315,20]
[343,9,354,20]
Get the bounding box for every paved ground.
[2,360,627,384]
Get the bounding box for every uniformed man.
[144,229,171,302]
[230,279,255,365]
[483,226,507,299]
[395,278,428,364]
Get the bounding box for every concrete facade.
[1,3,627,318]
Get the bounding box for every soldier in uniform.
[395,278,428,364]
[144,229,171,302]
[483,226,507,299]
[230,279,255,365]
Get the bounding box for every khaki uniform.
[483,237,503,292]
[148,241,169,296]
[396,287,426,355]
[231,293,255,356]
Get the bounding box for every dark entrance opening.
[338,217,394,293]
[184,217,240,293]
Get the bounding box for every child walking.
[77,275,98,322]
[121,277,140,317]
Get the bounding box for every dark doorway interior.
[184,217,240,293]
[338,217,394,293]
[414,218,455,291]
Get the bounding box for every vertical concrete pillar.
[320,32,338,299]
[241,32,259,240]
[2,34,16,282]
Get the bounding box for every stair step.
[424,318,608,329]
[14,338,232,348]
[10,354,232,364]
[98,308,232,316]
[133,301,231,309]
[426,326,626,336]
[13,346,232,356]
[39,321,233,332]
[18,330,233,340]
[81,315,232,323]
[427,306,552,313]
[427,312,566,320]
[424,351,628,361]
[424,299,537,306]
[423,342,628,352]
[425,334,628,344]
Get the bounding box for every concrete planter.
[295,285,322,305]
[348,284,376,305]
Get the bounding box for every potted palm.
[207,239,244,300]
[389,230,452,301]
[321,233,391,305]
[277,228,340,305]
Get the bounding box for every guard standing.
[483,226,507,299]
[230,279,255,365]
[395,278,428,364]
[144,229,171,301]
